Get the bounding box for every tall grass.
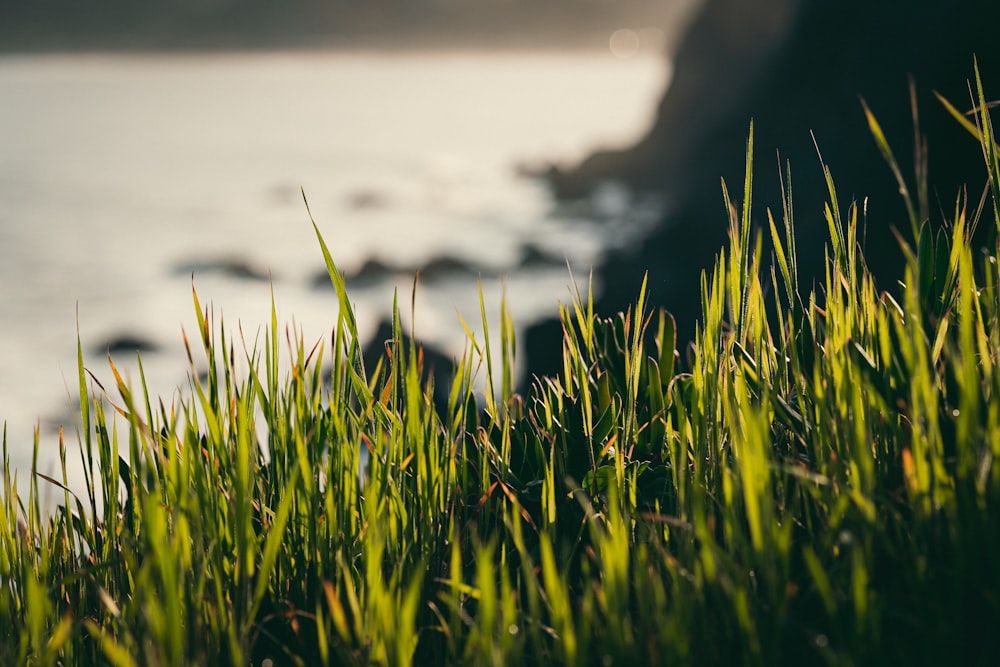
[3,68,1000,665]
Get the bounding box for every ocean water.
[0,50,667,485]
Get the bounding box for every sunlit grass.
[3,66,1000,665]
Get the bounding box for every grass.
[3,66,1000,666]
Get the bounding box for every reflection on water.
[0,50,667,483]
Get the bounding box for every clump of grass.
[3,65,1000,666]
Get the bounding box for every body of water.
[0,50,667,484]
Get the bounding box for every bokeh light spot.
[609,29,640,59]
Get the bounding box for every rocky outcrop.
[361,318,456,412]
[552,0,1000,346]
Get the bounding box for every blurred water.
[0,50,667,484]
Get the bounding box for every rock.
[311,254,500,291]
[520,317,565,393]
[41,408,76,435]
[419,255,497,283]
[311,258,396,291]
[173,257,271,282]
[518,244,564,270]
[361,318,456,413]
[93,334,159,356]
[345,188,391,211]
[552,0,1000,346]
[347,258,398,288]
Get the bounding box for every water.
[0,50,667,482]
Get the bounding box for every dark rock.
[310,271,330,291]
[173,257,270,282]
[552,0,1000,347]
[311,254,498,291]
[347,258,398,287]
[311,258,395,291]
[362,318,456,413]
[93,334,159,356]
[518,244,565,270]
[345,188,391,211]
[419,255,496,283]
[519,316,565,394]
[312,255,495,289]
[41,409,75,435]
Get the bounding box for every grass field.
[3,68,1000,666]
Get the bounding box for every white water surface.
[0,50,667,486]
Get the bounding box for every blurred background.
[1,1,696,52]
[0,1,696,482]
